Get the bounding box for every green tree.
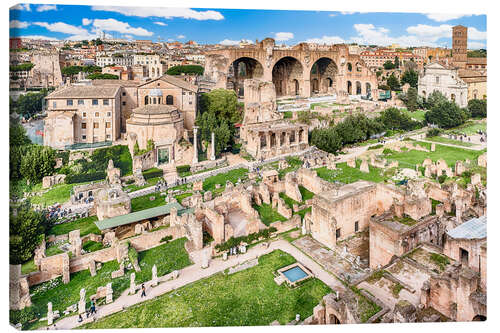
[166,65,204,76]
[386,73,401,91]
[196,89,242,156]
[467,99,487,118]
[16,90,48,118]
[378,107,419,131]
[383,61,395,70]
[425,90,448,109]
[20,145,56,183]
[87,73,118,80]
[425,101,469,128]
[310,127,342,154]
[401,69,418,88]
[10,202,52,264]
[394,56,400,68]
[405,87,419,111]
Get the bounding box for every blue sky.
[9,4,487,49]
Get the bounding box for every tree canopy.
[468,99,487,118]
[87,73,119,80]
[166,65,204,76]
[425,101,469,128]
[16,89,49,118]
[386,73,401,91]
[383,61,396,70]
[401,69,418,88]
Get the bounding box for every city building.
[452,25,468,69]
[360,49,424,69]
[418,62,468,107]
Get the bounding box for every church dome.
[149,88,163,97]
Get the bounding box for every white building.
[418,62,468,108]
[96,56,134,68]
[133,54,165,78]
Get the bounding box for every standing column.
[192,126,199,164]
[169,143,174,164]
[266,132,271,149]
[210,132,215,161]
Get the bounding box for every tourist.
[90,300,96,315]
[78,314,83,323]
[141,284,146,298]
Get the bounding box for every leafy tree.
[196,89,242,156]
[467,49,487,58]
[310,127,342,154]
[10,124,31,181]
[87,73,118,80]
[425,101,469,128]
[394,56,400,68]
[10,202,52,264]
[16,90,48,118]
[20,145,56,183]
[401,69,418,88]
[383,61,395,70]
[425,90,448,109]
[378,107,420,131]
[467,99,487,118]
[10,63,34,72]
[386,73,401,91]
[61,65,83,77]
[405,87,419,111]
[166,65,204,76]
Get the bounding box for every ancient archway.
[166,95,174,105]
[329,314,341,324]
[472,315,486,321]
[347,63,353,72]
[310,57,338,95]
[272,56,303,97]
[229,57,264,97]
[311,78,319,94]
[366,82,371,95]
[347,81,352,95]
[356,81,362,95]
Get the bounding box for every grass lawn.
[444,121,486,135]
[45,243,66,257]
[82,250,331,329]
[124,177,162,192]
[21,259,38,275]
[315,161,385,185]
[299,185,314,201]
[278,157,304,180]
[402,109,426,122]
[385,141,485,168]
[252,203,287,226]
[11,238,191,330]
[175,192,193,204]
[29,183,76,206]
[47,216,100,237]
[202,168,248,192]
[131,193,167,212]
[82,240,103,253]
[426,136,477,147]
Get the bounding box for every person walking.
[141,284,146,298]
[90,300,96,315]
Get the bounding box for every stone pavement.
[50,239,344,330]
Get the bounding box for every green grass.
[45,243,65,257]
[21,259,38,275]
[425,136,477,147]
[444,121,486,135]
[299,185,314,201]
[393,215,418,226]
[279,192,300,209]
[278,157,304,180]
[29,183,76,206]
[175,192,193,204]
[252,203,287,226]
[11,238,191,330]
[202,168,248,192]
[315,161,386,185]
[131,193,166,212]
[350,286,382,323]
[430,253,450,271]
[391,283,404,298]
[47,216,100,237]
[82,240,103,253]
[385,141,485,169]
[82,250,331,329]
[124,177,163,192]
[402,109,427,122]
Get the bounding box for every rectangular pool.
[282,266,308,283]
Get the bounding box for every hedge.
[65,171,106,184]
[143,168,163,180]
[176,165,191,174]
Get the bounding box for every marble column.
[192,126,199,165]
[210,132,215,161]
[265,132,271,149]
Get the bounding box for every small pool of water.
[282,266,308,282]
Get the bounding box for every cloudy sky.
[9,4,487,48]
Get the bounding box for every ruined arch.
[228,57,264,97]
[347,81,352,95]
[166,95,174,105]
[347,62,353,72]
[272,56,303,97]
[356,81,362,95]
[472,315,486,321]
[310,57,338,95]
[365,82,371,95]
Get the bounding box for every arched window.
[145,95,149,105]
[153,97,157,104]
[347,63,352,72]
[166,95,174,105]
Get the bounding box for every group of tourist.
[77,300,97,323]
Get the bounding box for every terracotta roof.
[139,74,198,92]
[458,69,487,79]
[131,104,179,115]
[92,79,140,87]
[46,85,120,99]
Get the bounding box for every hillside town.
[9,5,487,330]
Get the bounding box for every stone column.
[210,132,215,161]
[129,273,136,295]
[169,143,174,164]
[266,132,271,149]
[106,283,113,304]
[192,126,199,165]
[47,302,53,325]
[152,264,158,287]
[78,289,86,314]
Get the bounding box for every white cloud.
[11,4,31,11]
[425,13,471,22]
[123,34,134,40]
[274,32,294,41]
[10,20,29,29]
[304,35,345,44]
[66,32,99,41]
[154,22,167,26]
[167,38,174,42]
[82,18,92,26]
[468,27,487,40]
[92,18,153,36]
[37,5,57,12]
[341,11,357,15]
[20,35,58,41]
[468,41,486,49]
[34,22,88,35]
[219,39,254,45]
[177,34,185,39]
[406,24,452,41]
[91,6,224,20]
[329,13,337,17]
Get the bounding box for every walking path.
[52,239,344,330]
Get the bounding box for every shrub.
[176,165,191,174]
[383,148,393,155]
[438,174,448,184]
[426,128,442,137]
[368,144,383,150]
[128,246,138,264]
[160,235,173,243]
[66,171,106,184]
[143,168,163,180]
